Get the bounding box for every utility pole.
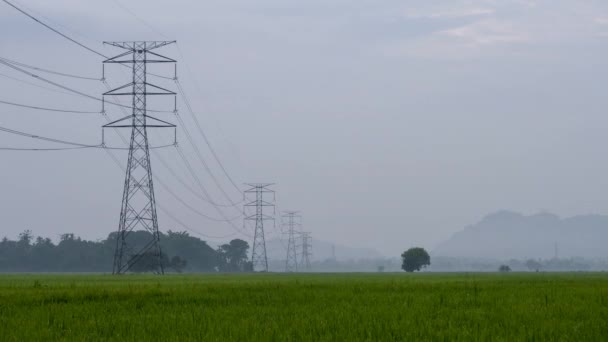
[244,183,275,272]
[283,211,301,272]
[102,41,177,275]
[300,232,312,272]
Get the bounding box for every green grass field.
[0,273,607,341]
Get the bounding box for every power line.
[103,41,175,275]
[157,204,240,240]
[101,79,246,232]
[174,43,245,191]
[173,112,242,208]
[3,0,250,244]
[0,146,95,151]
[154,147,242,211]
[0,124,174,150]
[97,20,243,201]
[176,80,243,195]
[0,58,172,113]
[173,144,236,208]
[0,125,97,147]
[0,145,174,151]
[0,99,99,114]
[2,0,173,81]
[154,172,242,223]
[0,58,99,101]
[0,56,99,81]
[2,0,106,58]
[103,6,245,207]
[0,72,79,97]
[174,145,252,238]
[102,141,240,240]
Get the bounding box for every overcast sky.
[1,0,607,257]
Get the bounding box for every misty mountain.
[264,238,383,262]
[434,211,608,259]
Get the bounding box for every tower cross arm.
[103,41,176,51]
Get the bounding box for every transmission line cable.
[157,205,240,240]
[2,0,173,81]
[0,124,173,151]
[174,145,253,237]
[173,112,243,208]
[155,148,242,212]
[176,80,243,195]
[0,146,94,151]
[0,57,99,80]
[103,5,244,201]
[0,125,98,147]
[103,145,241,239]
[101,81,244,224]
[3,0,250,235]
[4,0,253,239]
[0,99,99,114]
[59,2,245,204]
[0,58,172,113]
[0,72,78,97]
[174,43,244,191]
[2,0,106,58]
[154,172,242,223]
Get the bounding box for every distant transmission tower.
[244,183,275,272]
[300,232,312,272]
[283,211,301,272]
[102,41,177,275]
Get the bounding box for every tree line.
[0,230,252,273]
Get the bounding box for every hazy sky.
[1,0,607,257]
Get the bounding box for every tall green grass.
[0,273,606,341]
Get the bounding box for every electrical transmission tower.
[283,211,301,272]
[300,232,312,272]
[244,183,275,272]
[102,41,177,275]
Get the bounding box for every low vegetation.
[0,230,250,273]
[0,273,607,340]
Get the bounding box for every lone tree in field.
[401,247,431,272]
[498,264,511,272]
[217,239,251,272]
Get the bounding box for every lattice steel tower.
[244,183,275,272]
[102,41,177,275]
[300,232,312,272]
[283,211,301,273]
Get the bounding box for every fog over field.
[1,0,608,257]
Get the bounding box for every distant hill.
[434,211,608,259]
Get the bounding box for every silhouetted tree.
[499,264,511,272]
[217,239,250,272]
[401,247,431,272]
[0,230,239,273]
[162,230,217,272]
[168,255,187,273]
